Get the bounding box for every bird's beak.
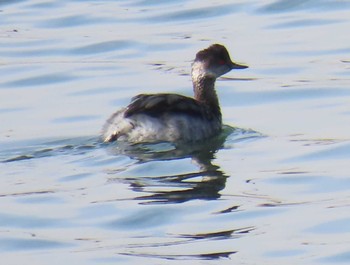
[230,61,248,69]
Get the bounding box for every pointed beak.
[230,61,248,70]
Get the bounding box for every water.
[1,0,350,264]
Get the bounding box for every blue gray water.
[1,0,350,264]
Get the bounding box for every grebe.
[102,44,247,143]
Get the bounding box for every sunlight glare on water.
[0,0,350,264]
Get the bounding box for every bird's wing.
[124,93,211,119]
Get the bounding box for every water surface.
[1,0,350,264]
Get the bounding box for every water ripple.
[289,142,350,161]
[38,14,110,28]
[69,40,141,55]
[320,251,350,263]
[227,87,350,106]
[266,18,341,29]
[0,212,65,228]
[144,3,245,22]
[120,250,237,261]
[1,73,76,88]
[258,0,350,13]
[0,237,72,252]
[306,217,350,234]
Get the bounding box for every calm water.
[1,0,350,264]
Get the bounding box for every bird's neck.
[191,65,221,116]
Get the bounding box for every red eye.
[219,59,226,65]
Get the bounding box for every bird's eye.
[218,59,226,65]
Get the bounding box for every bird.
[102,44,247,144]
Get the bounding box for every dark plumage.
[124,94,218,121]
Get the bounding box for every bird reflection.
[130,163,227,204]
[106,126,259,204]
